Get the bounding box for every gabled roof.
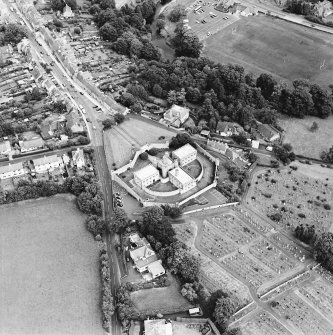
[147,261,165,277]
[0,162,24,174]
[134,164,159,180]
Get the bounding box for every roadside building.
[164,105,190,128]
[33,155,64,173]
[172,143,197,167]
[169,167,196,193]
[0,140,11,155]
[20,137,44,153]
[0,162,26,179]
[72,148,85,169]
[134,164,160,188]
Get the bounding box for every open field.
[279,115,333,159]
[0,195,102,335]
[248,167,333,234]
[203,15,333,86]
[130,275,192,315]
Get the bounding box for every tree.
[169,133,194,150]
[181,283,198,302]
[273,143,295,165]
[139,152,148,160]
[314,232,333,271]
[100,23,118,42]
[114,113,125,124]
[86,215,106,235]
[102,118,116,129]
[156,18,166,33]
[3,24,28,45]
[256,73,277,100]
[120,92,136,107]
[52,101,67,114]
[310,121,318,132]
[172,25,203,58]
[214,297,237,332]
[224,328,242,335]
[168,6,185,22]
[321,145,333,163]
[110,207,128,233]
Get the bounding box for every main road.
[5,2,123,334]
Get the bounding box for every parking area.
[186,0,240,40]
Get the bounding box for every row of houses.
[0,148,85,180]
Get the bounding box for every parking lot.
[186,0,240,40]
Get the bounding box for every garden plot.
[270,232,306,260]
[272,292,333,335]
[298,278,333,320]
[239,311,292,335]
[249,239,296,275]
[198,255,252,305]
[248,168,333,234]
[222,253,275,289]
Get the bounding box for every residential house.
[128,233,165,279]
[66,110,85,134]
[216,121,244,137]
[164,105,190,128]
[72,148,85,169]
[0,162,26,179]
[256,122,280,142]
[33,155,64,173]
[20,137,44,153]
[134,164,160,188]
[0,140,11,155]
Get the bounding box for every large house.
[20,137,44,153]
[33,155,64,173]
[134,164,160,188]
[169,166,196,194]
[0,162,26,180]
[164,105,190,128]
[0,140,11,155]
[128,233,165,279]
[172,143,197,167]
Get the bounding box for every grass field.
[130,275,192,315]
[279,115,333,159]
[0,195,102,335]
[203,15,333,86]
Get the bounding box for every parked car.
[116,202,123,207]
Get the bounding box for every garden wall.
[182,202,239,215]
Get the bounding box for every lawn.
[0,195,102,335]
[279,115,333,159]
[203,15,333,87]
[130,275,192,315]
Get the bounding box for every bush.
[269,213,282,221]
[324,204,331,210]
[148,148,158,156]
[139,152,148,160]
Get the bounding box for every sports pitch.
[202,15,333,86]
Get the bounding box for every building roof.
[0,140,11,153]
[257,123,277,139]
[216,121,242,133]
[134,164,159,181]
[144,319,173,335]
[173,144,196,160]
[20,137,44,150]
[34,155,62,166]
[0,162,24,174]
[130,245,158,269]
[251,140,260,149]
[166,104,190,117]
[169,167,193,185]
[200,130,210,136]
[72,148,85,164]
[147,261,165,277]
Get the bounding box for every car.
[79,104,84,110]
[93,105,98,109]
[70,84,74,88]
[80,91,84,95]
[86,118,91,122]
[40,51,43,54]
[93,125,97,130]
[115,192,121,196]
[116,203,123,207]
[115,195,122,200]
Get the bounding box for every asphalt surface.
[6,3,123,334]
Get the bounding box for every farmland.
[248,167,333,234]
[279,115,333,159]
[0,195,102,335]
[203,15,333,86]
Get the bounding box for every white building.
[72,148,85,169]
[0,140,11,155]
[134,164,159,188]
[172,143,197,167]
[33,155,64,173]
[169,167,196,194]
[63,4,74,18]
[164,105,190,128]
[0,162,26,180]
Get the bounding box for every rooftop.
[134,164,159,180]
[147,260,165,277]
[0,162,24,174]
[169,167,193,184]
[173,144,196,160]
[144,319,173,335]
[34,155,62,166]
[0,140,11,153]
[167,104,190,117]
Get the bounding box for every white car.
[93,125,97,130]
